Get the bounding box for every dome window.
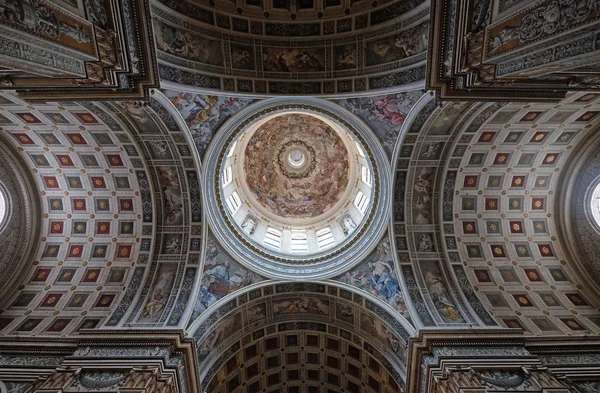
[354,191,369,215]
[316,227,335,249]
[290,231,308,253]
[222,166,233,186]
[264,227,282,249]
[226,190,242,214]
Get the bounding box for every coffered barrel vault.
[154,0,429,95]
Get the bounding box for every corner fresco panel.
[189,233,264,324]
[336,236,408,319]
[163,90,254,158]
[336,91,423,154]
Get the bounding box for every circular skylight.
[590,181,600,229]
[287,149,305,168]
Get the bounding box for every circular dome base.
[202,98,391,279]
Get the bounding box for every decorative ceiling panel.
[206,330,402,393]
[427,0,600,100]
[189,281,413,390]
[189,231,265,323]
[0,92,145,335]
[164,90,255,159]
[335,91,424,155]
[449,93,600,335]
[0,0,159,100]
[174,0,410,22]
[392,98,497,328]
[93,94,204,329]
[154,0,428,95]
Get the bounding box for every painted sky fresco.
[163,90,255,159]
[189,233,264,325]
[336,91,424,155]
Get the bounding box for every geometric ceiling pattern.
[188,0,406,21]
[206,330,402,393]
[453,92,600,335]
[190,279,412,391]
[0,92,144,336]
[392,98,489,329]
[154,0,428,95]
[0,86,599,391]
[93,97,203,330]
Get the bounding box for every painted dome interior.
[220,111,373,256]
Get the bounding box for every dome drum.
[203,98,391,279]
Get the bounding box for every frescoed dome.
[242,113,350,220]
[203,98,391,279]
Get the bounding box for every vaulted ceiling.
[0,88,599,392]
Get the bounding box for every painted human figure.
[368,257,399,301]
[425,271,461,321]
[203,260,231,296]
[142,289,166,318]
[418,234,434,252]
[164,237,181,254]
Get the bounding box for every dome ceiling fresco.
[243,113,350,220]
[204,98,389,275]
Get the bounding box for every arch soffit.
[187,280,416,386]
[390,98,506,328]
